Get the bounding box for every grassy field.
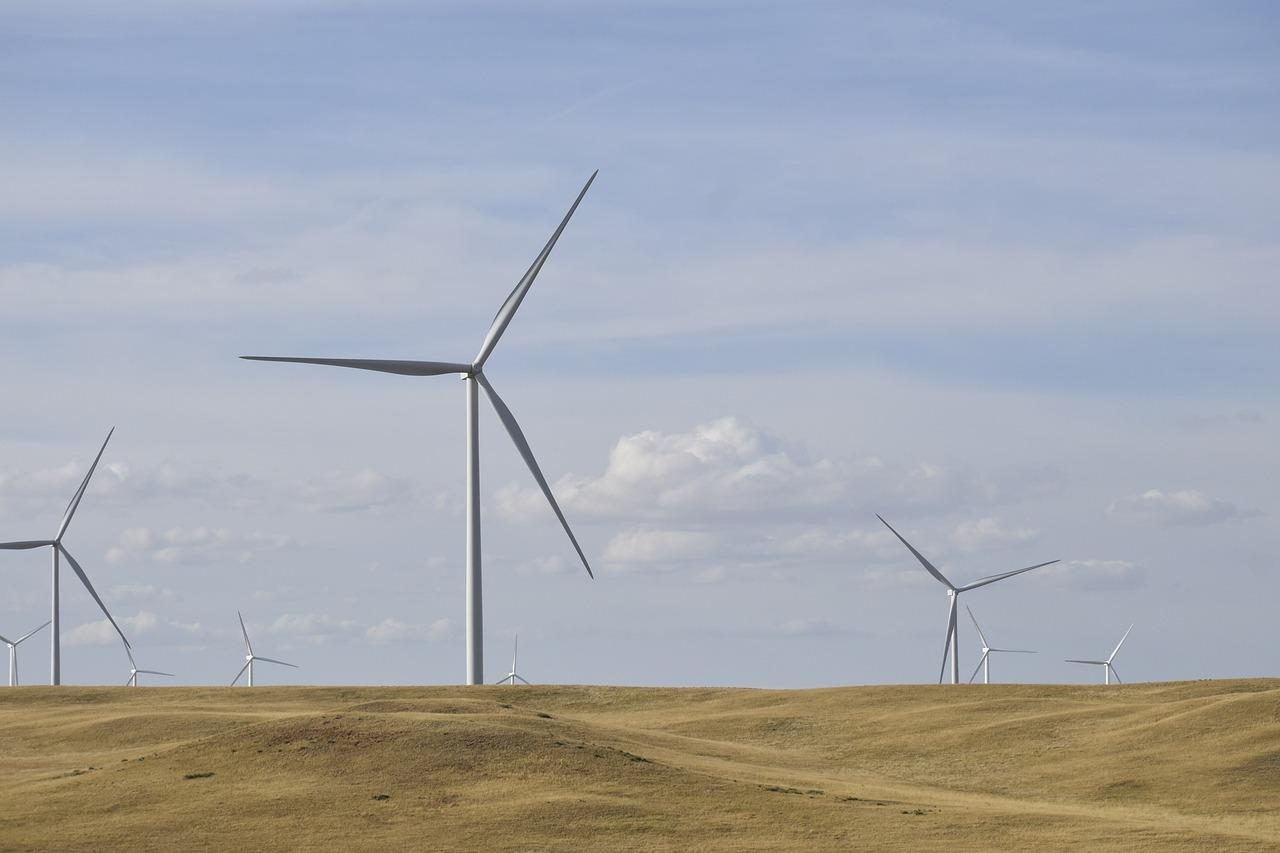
[0,679,1276,851]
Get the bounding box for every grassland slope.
[1,680,1276,851]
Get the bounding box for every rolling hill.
[1,679,1277,850]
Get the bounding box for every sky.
[1,0,1276,687]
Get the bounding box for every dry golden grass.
[1,680,1277,851]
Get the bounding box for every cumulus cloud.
[105,526,295,566]
[270,613,359,642]
[952,517,1041,552]
[1035,559,1145,591]
[0,455,261,519]
[1107,489,1241,527]
[496,417,1059,526]
[364,617,451,645]
[64,610,159,647]
[299,468,413,513]
[603,529,719,565]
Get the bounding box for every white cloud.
[105,526,295,566]
[364,617,450,645]
[952,517,1041,552]
[1107,489,1241,527]
[513,556,568,576]
[299,468,413,513]
[270,613,359,642]
[497,417,1054,527]
[603,529,719,565]
[1036,559,1145,591]
[65,610,159,647]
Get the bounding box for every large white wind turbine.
[494,633,530,685]
[1066,624,1133,685]
[230,612,297,687]
[965,605,1035,684]
[124,647,175,687]
[876,515,1057,685]
[243,173,599,685]
[0,429,131,684]
[1,621,50,686]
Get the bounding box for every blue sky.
[0,1,1276,686]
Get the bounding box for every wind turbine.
[1,621,50,686]
[0,429,131,684]
[230,612,297,687]
[876,514,1057,685]
[124,647,174,687]
[1066,624,1133,685]
[965,605,1035,684]
[243,172,599,685]
[494,633,530,685]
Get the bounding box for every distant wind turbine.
[495,634,530,685]
[965,606,1035,684]
[876,514,1058,685]
[243,173,599,685]
[230,612,297,687]
[0,429,131,684]
[124,647,174,687]
[1,621,50,686]
[1066,624,1133,685]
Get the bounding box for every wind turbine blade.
[240,356,472,376]
[238,611,253,656]
[124,675,134,687]
[58,546,130,649]
[1109,665,1122,684]
[516,675,532,685]
[938,607,956,684]
[254,656,297,668]
[230,661,251,686]
[475,373,593,578]
[473,172,598,368]
[964,605,989,649]
[126,646,137,669]
[0,540,54,550]
[992,649,1036,654]
[57,428,114,540]
[1108,624,1134,662]
[493,676,508,685]
[958,560,1059,592]
[137,670,175,677]
[13,621,51,645]
[1064,659,1106,665]
[876,515,954,589]
[0,634,10,645]
[968,653,987,684]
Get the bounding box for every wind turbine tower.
[877,515,1057,684]
[231,612,298,687]
[244,173,599,685]
[965,605,1035,684]
[0,429,131,684]
[1,621,50,686]
[1066,624,1134,685]
[495,634,530,685]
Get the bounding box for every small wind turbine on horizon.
[230,612,297,687]
[965,605,1035,684]
[0,429,131,684]
[1,621,50,686]
[876,514,1058,685]
[1066,624,1133,685]
[124,647,175,687]
[494,634,530,685]
[243,173,600,685]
